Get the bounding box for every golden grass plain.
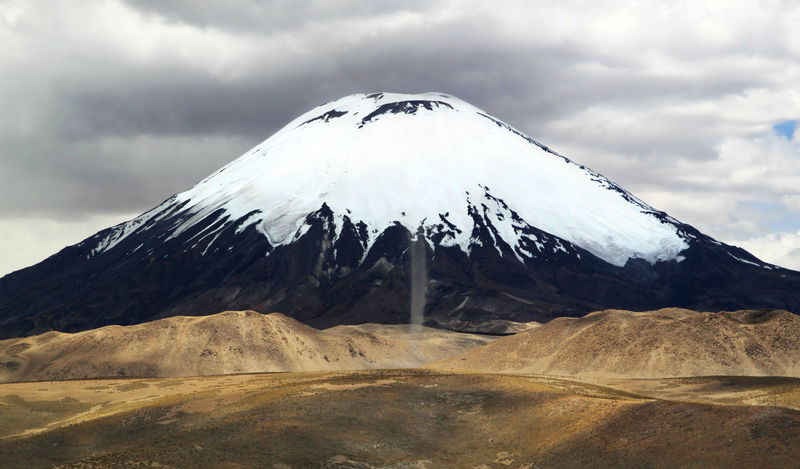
[2,370,800,468]
[3,308,800,468]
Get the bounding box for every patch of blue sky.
[740,201,800,233]
[773,119,797,140]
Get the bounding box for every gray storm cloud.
[0,0,799,275]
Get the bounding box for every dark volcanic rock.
[1,92,798,338]
[1,200,799,339]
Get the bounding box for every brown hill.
[429,308,800,378]
[0,311,494,382]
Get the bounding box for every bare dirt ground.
[2,370,800,468]
[0,311,495,382]
[3,308,800,467]
[431,308,800,378]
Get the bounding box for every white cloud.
[549,114,800,243]
[783,195,800,214]
[731,231,800,271]
[0,213,136,277]
[1,0,800,275]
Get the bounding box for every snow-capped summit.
[98,92,687,267]
[1,92,797,339]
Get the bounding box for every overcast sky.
[1,0,799,276]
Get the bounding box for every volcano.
[1,92,798,338]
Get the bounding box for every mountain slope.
[1,92,798,338]
[95,93,687,267]
[429,308,800,378]
[0,310,494,382]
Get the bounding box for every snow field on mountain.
[101,93,689,267]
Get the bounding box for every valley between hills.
[2,308,800,468]
[3,94,800,468]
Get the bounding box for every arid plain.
[2,309,800,468]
